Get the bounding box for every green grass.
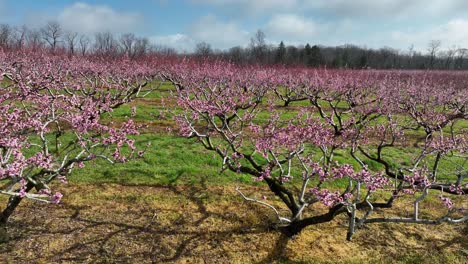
[3,80,466,191]
[66,132,466,193]
[70,134,256,186]
[65,83,468,188]
[5,80,467,190]
[1,81,467,263]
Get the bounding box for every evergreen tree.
[275,41,286,64]
[359,54,368,68]
[304,43,312,65]
[309,45,323,67]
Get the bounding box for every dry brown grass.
[0,183,466,263]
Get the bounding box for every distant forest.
[205,30,468,70]
[1,22,467,70]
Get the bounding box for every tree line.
[203,30,468,70]
[0,21,177,57]
[1,22,467,70]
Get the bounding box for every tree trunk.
[279,221,306,237]
[0,194,25,225]
[280,205,345,238]
[0,196,23,243]
[263,177,300,217]
[0,224,6,243]
[0,181,35,242]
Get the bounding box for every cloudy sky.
[1,0,467,52]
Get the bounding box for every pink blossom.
[438,195,454,209]
[51,192,63,204]
[310,187,344,207]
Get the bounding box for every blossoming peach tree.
[0,50,154,234]
[166,61,467,240]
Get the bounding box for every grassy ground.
[73,134,257,186]
[0,183,466,263]
[0,132,466,263]
[0,83,467,263]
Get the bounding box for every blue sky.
[1,0,468,52]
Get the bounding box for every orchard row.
[0,50,466,240]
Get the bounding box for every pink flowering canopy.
[165,59,467,239]
[0,49,155,207]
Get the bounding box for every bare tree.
[455,48,467,69]
[13,25,28,49]
[250,29,267,63]
[406,44,415,68]
[27,29,43,50]
[442,46,458,70]
[133,37,149,57]
[227,46,245,64]
[152,44,177,55]
[41,21,63,52]
[94,32,117,55]
[65,31,78,55]
[79,35,90,56]
[120,33,136,56]
[0,24,12,48]
[195,41,212,57]
[427,40,441,69]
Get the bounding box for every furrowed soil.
[0,183,466,264]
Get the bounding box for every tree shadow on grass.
[0,175,294,263]
[1,170,466,263]
[350,221,467,262]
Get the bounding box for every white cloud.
[150,33,195,52]
[303,0,468,19]
[7,0,468,53]
[195,0,468,20]
[57,2,142,34]
[389,19,468,51]
[151,10,468,52]
[303,0,409,17]
[189,15,249,49]
[192,0,298,14]
[149,15,249,52]
[265,14,322,42]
